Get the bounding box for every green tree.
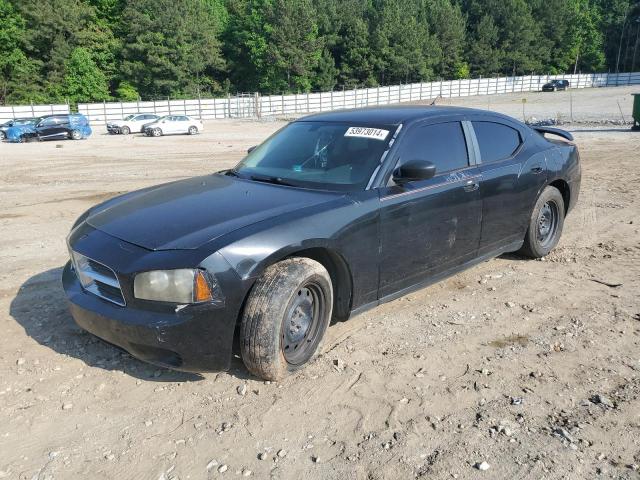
[370,0,440,84]
[61,47,110,102]
[425,0,468,79]
[120,0,225,98]
[0,0,42,103]
[467,15,501,76]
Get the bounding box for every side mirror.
[247,145,257,154]
[393,159,436,184]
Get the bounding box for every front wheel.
[188,126,198,135]
[240,258,333,381]
[121,126,130,135]
[519,186,565,258]
[152,128,162,137]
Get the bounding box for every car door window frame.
[469,119,525,164]
[382,118,479,189]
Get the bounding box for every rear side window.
[400,122,469,174]
[472,121,521,163]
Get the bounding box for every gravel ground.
[0,87,639,480]
[425,84,639,124]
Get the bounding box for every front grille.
[71,251,126,306]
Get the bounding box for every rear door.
[469,118,547,255]
[378,119,483,297]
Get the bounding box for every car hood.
[86,174,342,251]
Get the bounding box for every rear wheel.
[240,258,333,381]
[0,131,5,140]
[70,129,82,140]
[519,186,565,258]
[121,126,130,135]
[188,126,198,135]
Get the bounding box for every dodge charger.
[63,106,581,380]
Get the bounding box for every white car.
[143,115,204,137]
[107,113,160,135]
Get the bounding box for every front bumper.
[63,262,238,372]
[61,225,248,372]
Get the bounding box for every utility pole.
[615,5,631,74]
[632,18,640,73]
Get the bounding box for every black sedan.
[542,79,570,91]
[63,106,581,380]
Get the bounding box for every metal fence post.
[103,100,107,123]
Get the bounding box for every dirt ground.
[0,87,639,480]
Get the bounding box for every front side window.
[38,117,59,127]
[232,121,395,191]
[472,121,521,163]
[398,122,469,175]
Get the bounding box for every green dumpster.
[633,94,640,131]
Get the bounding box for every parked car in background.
[0,118,37,140]
[64,106,581,380]
[143,115,203,137]
[6,114,92,143]
[542,79,570,92]
[107,113,160,135]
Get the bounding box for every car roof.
[298,105,507,126]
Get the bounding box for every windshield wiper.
[249,174,296,187]
[225,168,242,178]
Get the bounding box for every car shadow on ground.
[9,267,213,382]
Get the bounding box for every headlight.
[134,269,220,304]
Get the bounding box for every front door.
[378,120,483,298]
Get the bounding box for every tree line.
[0,0,638,105]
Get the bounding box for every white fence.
[0,104,69,123]
[78,71,640,124]
[3,72,639,124]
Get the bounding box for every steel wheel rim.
[537,200,558,248]
[281,282,326,366]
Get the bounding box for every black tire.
[152,128,162,137]
[188,126,198,135]
[0,131,5,140]
[240,257,333,381]
[520,186,565,258]
[70,129,82,140]
[121,126,130,135]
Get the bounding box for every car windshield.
[124,114,137,120]
[15,118,35,125]
[231,121,395,191]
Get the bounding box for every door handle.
[530,166,543,174]
[463,180,479,192]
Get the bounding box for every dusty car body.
[63,106,581,380]
[107,113,160,135]
[143,115,204,137]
